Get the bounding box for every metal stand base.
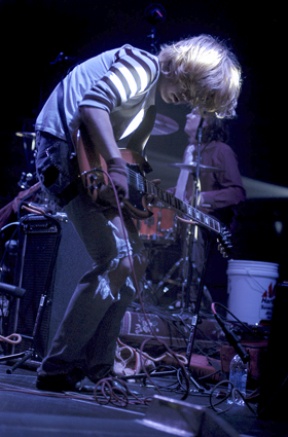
[0,294,47,373]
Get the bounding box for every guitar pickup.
[81,169,104,194]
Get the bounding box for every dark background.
[0,0,285,201]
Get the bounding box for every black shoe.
[36,368,85,392]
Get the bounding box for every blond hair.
[158,34,242,118]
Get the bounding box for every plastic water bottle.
[227,354,247,406]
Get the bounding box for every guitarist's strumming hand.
[98,157,129,208]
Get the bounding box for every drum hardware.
[154,221,203,309]
[134,206,177,244]
[15,132,36,139]
[156,258,182,292]
[169,162,223,172]
[153,217,211,394]
[18,172,35,190]
[15,131,37,189]
[151,114,179,136]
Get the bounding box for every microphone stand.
[174,117,204,311]
[174,117,212,392]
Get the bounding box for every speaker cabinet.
[7,215,61,358]
[7,214,93,359]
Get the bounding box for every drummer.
[169,110,246,311]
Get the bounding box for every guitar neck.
[145,179,222,234]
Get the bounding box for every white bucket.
[227,259,279,325]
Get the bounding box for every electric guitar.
[74,131,233,257]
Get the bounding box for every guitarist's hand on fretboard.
[106,157,129,202]
[145,178,161,205]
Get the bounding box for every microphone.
[196,117,204,143]
[214,313,250,363]
[0,282,26,298]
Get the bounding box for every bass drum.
[145,242,181,284]
[142,241,182,308]
[134,206,177,244]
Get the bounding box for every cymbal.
[16,132,36,139]
[151,114,179,135]
[170,162,223,172]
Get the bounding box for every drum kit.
[134,114,223,310]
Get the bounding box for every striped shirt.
[35,45,160,147]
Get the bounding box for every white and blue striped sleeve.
[80,45,159,112]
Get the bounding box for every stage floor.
[1,306,287,437]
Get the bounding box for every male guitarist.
[34,35,243,392]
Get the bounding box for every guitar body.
[73,130,153,219]
[73,129,232,257]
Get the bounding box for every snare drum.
[135,206,176,243]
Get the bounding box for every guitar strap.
[57,80,75,153]
[55,80,80,205]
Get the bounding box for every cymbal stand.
[155,147,201,305]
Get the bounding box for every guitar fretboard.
[127,167,221,234]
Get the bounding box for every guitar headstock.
[217,226,233,258]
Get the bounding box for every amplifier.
[7,214,61,358]
[6,214,93,359]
